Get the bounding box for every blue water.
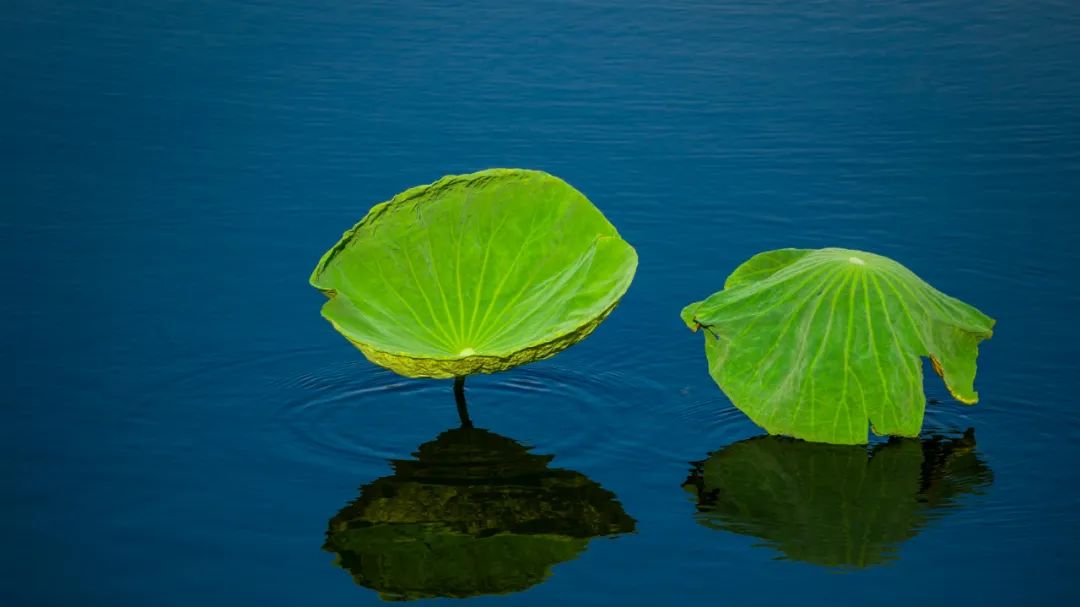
[5,0,1080,604]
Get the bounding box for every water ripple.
[267,361,676,471]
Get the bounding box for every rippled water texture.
[5,1,1080,605]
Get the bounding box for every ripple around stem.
[269,361,678,471]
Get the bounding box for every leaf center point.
[848,256,866,266]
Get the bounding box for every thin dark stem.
[453,376,473,429]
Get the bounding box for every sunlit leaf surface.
[682,248,994,444]
[311,169,637,378]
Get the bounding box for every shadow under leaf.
[682,429,993,568]
[325,426,636,600]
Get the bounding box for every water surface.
[4,1,1080,605]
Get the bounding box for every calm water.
[5,1,1080,605]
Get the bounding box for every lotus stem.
[454,376,473,429]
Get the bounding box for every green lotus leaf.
[682,430,992,568]
[310,169,638,378]
[681,248,995,444]
[324,426,636,600]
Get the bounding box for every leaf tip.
[680,302,703,332]
[950,390,980,405]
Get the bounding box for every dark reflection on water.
[682,429,992,568]
[324,412,635,601]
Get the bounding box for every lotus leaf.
[324,426,635,600]
[682,430,992,568]
[682,248,994,444]
[310,169,637,378]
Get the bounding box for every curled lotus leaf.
[681,248,994,444]
[311,168,637,378]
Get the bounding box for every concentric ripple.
[259,348,788,474]
[127,342,715,474]
[269,361,445,470]
[270,360,677,472]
